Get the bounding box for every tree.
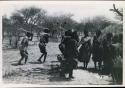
[11,7,47,32]
[110,4,123,21]
[92,16,111,31]
[2,7,47,48]
[42,13,76,38]
[77,16,111,33]
[2,16,14,45]
[6,7,47,48]
[2,16,8,40]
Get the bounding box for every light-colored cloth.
[79,36,92,46]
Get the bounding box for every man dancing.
[37,28,50,63]
[18,31,33,65]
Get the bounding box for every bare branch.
[113,4,123,17]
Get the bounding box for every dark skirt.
[78,45,91,62]
[92,47,103,62]
[39,43,47,54]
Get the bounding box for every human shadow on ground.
[24,67,71,82]
[87,68,113,76]
[23,67,50,77]
[87,68,100,74]
[77,67,108,75]
[77,66,98,72]
[11,62,24,66]
[30,67,49,74]
[47,71,72,82]
[11,61,42,66]
[46,65,73,82]
[48,66,99,82]
[29,61,42,64]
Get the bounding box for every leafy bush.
[101,23,123,84]
[102,23,122,35]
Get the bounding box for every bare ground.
[2,42,113,85]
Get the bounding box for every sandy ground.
[2,42,113,85]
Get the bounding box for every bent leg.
[25,55,28,64]
[69,69,73,78]
[18,51,25,65]
[86,62,88,69]
[38,54,44,62]
[94,61,97,69]
[18,56,24,65]
[98,61,102,71]
[24,51,28,64]
[43,52,47,62]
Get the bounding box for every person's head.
[84,30,88,36]
[65,30,72,37]
[43,28,50,33]
[96,30,101,37]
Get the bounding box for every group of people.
[58,29,122,79]
[17,28,122,81]
[18,28,49,65]
[58,29,92,79]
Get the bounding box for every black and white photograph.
[1,1,124,87]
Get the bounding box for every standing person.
[102,33,114,74]
[92,30,103,70]
[18,33,29,65]
[78,30,91,69]
[63,30,78,79]
[37,28,50,63]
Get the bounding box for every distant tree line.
[2,4,123,48]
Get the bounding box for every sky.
[1,1,124,22]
